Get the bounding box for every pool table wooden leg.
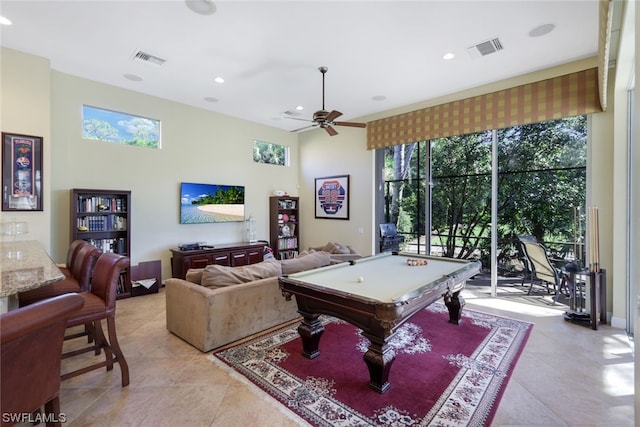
[362,333,395,393]
[297,312,324,359]
[444,290,465,325]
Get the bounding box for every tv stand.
[170,241,266,279]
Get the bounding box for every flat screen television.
[180,182,245,224]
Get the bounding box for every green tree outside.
[383,116,587,266]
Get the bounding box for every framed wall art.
[315,174,349,220]
[2,132,43,211]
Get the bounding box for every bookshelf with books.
[269,196,299,260]
[71,188,131,298]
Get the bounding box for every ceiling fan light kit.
[290,66,367,136]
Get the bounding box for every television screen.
[180,182,245,224]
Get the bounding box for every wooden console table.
[170,241,266,279]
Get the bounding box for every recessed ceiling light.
[529,23,555,38]
[214,76,224,84]
[372,95,386,101]
[185,0,216,15]
[296,105,304,111]
[124,74,143,82]
[443,52,455,60]
[0,16,12,25]
[204,97,219,103]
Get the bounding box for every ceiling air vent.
[132,50,166,66]
[466,37,504,59]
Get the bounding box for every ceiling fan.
[289,66,367,136]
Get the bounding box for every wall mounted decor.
[180,182,245,224]
[315,174,349,220]
[2,132,43,211]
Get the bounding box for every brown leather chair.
[58,239,89,278]
[1,293,84,427]
[61,252,130,387]
[19,243,102,307]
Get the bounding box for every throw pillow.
[281,251,331,275]
[321,242,338,253]
[200,258,282,288]
[332,242,351,254]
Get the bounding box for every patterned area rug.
[210,303,533,426]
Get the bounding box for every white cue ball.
[357,276,364,282]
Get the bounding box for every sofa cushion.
[201,258,282,288]
[185,268,205,284]
[280,251,331,275]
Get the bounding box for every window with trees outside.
[253,140,289,166]
[82,105,160,148]
[381,115,587,275]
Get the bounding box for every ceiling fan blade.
[325,110,343,122]
[334,121,367,128]
[291,124,318,132]
[325,125,338,136]
[285,116,313,122]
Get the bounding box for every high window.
[82,105,160,149]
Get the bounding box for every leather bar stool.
[58,239,89,278]
[61,252,130,387]
[19,243,102,307]
[1,294,84,427]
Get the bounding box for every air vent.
[132,50,166,66]
[466,37,504,59]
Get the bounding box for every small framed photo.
[2,132,43,211]
[315,174,349,220]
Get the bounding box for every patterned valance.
[367,68,602,149]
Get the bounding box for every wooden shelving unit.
[71,188,131,298]
[269,196,299,260]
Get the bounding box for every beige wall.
[1,46,299,279]
[49,71,299,279]
[0,48,52,251]
[298,126,375,256]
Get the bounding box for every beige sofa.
[309,242,362,263]
[165,251,331,352]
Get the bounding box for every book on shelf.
[78,195,127,213]
[279,250,298,260]
[278,236,298,249]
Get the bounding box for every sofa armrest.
[165,276,300,352]
[165,278,213,351]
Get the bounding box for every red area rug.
[210,303,532,426]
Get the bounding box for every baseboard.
[610,314,626,330]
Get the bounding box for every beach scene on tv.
[180,182,245,224]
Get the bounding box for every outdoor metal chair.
[519,239,564,302]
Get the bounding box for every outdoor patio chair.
[520,239,564,303]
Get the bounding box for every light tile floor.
[56,283,634,426]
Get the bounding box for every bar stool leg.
[107,316,129,387]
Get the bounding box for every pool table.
[279,252,481,393]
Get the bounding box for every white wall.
[48,71,298,279]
